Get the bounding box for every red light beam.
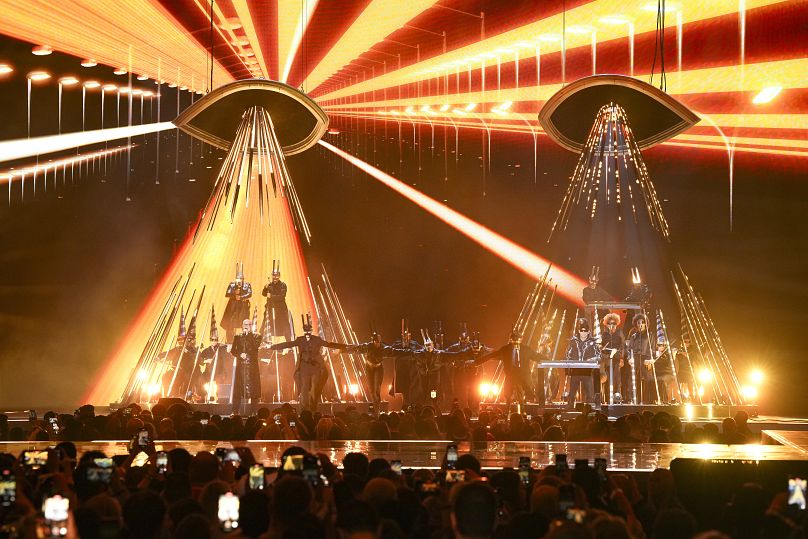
[318,140,587,305]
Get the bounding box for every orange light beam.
[0,122,174,163]
[318,139,587,305]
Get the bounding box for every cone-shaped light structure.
[549,103,670,242]
[88,105,319,404]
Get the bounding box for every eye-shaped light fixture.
[173,78,328,155]
[538,75,699,153]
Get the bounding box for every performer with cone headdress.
[350,328,394,409]
[447,325,491,411]
[200,306,230,402]
[269,314,351,412]
[159,310,199,399]
[390,320,421,407]
[583,266,610,304]
[392,329,467,408]
[222,263,252,343]
[476,328,538,410]
[261,260,292,341]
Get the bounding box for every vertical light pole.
[57,76,79,134]
[27,71,51,138]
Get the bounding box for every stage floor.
[2,438,807,472]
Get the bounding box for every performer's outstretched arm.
[270,339,298,351]
[321,339,350,350]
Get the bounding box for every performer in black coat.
[476,331,538,409]
[626,313,654,404]
[447,330,490,411]
[350,332,394,409]
[261,263,291,341]
[600,313,625,403]
[230,318,263,414]
[222,263,252,343]
[392,333,466,408]
[389,323,422,407]
[564,318,600,409]
[270,315,350,412]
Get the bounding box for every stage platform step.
[479,402,759,420]
[0,438,805,472]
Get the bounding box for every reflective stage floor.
[3,435,808,472]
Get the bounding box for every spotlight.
[697,369,712,384]
[32,45,53,56]
[464,103,477,111]
[492,385,501,396]
[538,34,562,42]
[145,383,161,398]
[219,17,241,30]
[750,369,764,385]
[479,382,491,396]
[137,369,148,381]
[80,59,97,67]
[752,86,782,104]
[349,384,359,396]
[118,86,131,94]
[684,404,694,420]
[83,80,101,89]
[113,67,127,75]
[136,74,148,81]
[27,71,51,81]
[566,25,595,35]
[741,385,758,400]
[102,84,117,91]
[0,64,12,75]
[439,104,450,112]
[58,76,79,86]
[600,15,632,24]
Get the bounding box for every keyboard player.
[564,318,600,409]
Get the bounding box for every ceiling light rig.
[32,45,53,56]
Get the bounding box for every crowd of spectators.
[0,426,804,538]
[0,403,760,445]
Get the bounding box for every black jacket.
[271,335,348,368]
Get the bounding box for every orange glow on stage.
[86,107,317,405]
